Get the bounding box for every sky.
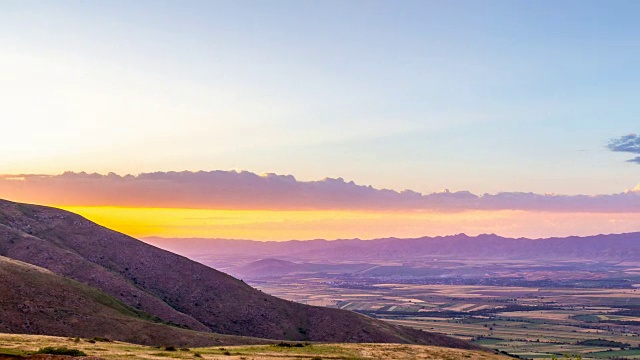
[1,1,639,240]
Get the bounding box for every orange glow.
[59,206,640,241]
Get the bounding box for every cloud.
[0,170,639,213]
[608,134,640,163]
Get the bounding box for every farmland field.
[248,277,640,359]
[178,244,640,359]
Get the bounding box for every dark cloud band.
[608,134,640,163]
[628,156,640,164]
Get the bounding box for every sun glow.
[59,206,512,240]
[58,206,640,241]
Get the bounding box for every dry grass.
[495,310,573,321]
[0,333,510,360]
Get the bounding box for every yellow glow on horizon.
[57,206,640,241]
[59,206,515,240]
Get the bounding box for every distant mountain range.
[0,199,473,349]
[145,232,640,263]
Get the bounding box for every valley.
[243,272,640,359]
[145,235,640,359]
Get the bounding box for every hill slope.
[0,256,270,347]
[0,199,474,349]
[0,333,510,360]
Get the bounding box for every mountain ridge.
[145,231,640,262]
[0,199,475,349]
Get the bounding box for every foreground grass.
[0,333,510,360]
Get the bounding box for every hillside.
[0,256,271,347]
[0,199,475,348]
[0,333,510,360]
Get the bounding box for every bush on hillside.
[35,347,87,356]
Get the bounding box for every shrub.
[164,346,177,351]
[274,341,309,348]
[35,347,87,356]
[92,337,111,342]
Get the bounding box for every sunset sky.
[1,1,639,240]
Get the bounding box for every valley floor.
[0,334,509,360]
[248,278,640,359]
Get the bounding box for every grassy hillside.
[0,256,272,347]
[0,334,510,360]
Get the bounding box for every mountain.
[0,199,475,349]
[0,256,270,347]
[146,232,640,263]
